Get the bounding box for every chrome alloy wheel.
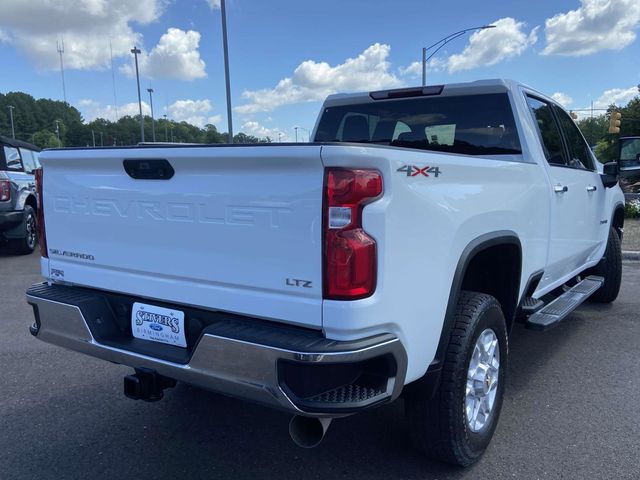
[465,328,500,433]
[25,213,36,249]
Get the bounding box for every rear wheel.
[587,227,621,303]
[9,205,37,255]
[405,291,508,466]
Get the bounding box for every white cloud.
[121,28,206,81]
[570,86,638,120]
[448,18,538,73]
[79,99,150,122]
[593,86,638,109]
[241,121,288,141]
[167,99,219,127]
[551,92,574,107]
[543,0,640,56]
[399,57,446,78]
[206,0,221,9]
[79,98,223,128]
[235,43,403,114]
[0,0,163,70]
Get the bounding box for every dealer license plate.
[131,302,187,348]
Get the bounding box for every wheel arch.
[436,231,522,366]
[611,202,624,240]
[24,194,38,213]
[408,230,522,399]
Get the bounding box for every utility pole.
[294,127,298,143]
[91,129,96,147]
[130,46,145,143]
[147,88,156,142]
[163,114,168,141]
[278,132,282,143]
[57,39,67,103]
[100,131,104,146]
[8,105,15,139]
[109,38,119,121]
[220,0,233,143]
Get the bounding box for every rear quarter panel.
[320,145,549,383]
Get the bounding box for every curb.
[622,250,640,261]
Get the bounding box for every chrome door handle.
[586,185,597,192]
[554,185,568,193]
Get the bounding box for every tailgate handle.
[123,159,175,180]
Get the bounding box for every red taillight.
[323,168,382,300]
[0,179,10,202]
[34,168,48,258]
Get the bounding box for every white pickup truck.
[27,79,636,466]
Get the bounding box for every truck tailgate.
[40,145,324,328]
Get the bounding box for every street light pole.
[422,25,495,86]
[130,46,145,143]
[8,105,15,139]
[147,88,156,142]
[220,0,234,143]
[55,120,61,146]
[294,126,310,142]
[163,114,168,142]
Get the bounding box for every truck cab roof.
[322,79,540,108]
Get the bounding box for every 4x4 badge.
[397,165,441,177]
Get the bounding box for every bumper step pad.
[525,276,604,331]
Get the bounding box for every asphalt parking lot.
[1,251,639,480]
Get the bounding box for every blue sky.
[0,0,639,141]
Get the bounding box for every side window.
[3,146,23,171]
[20,148,38,174]
[526,96,566,166]
[554,107,594,170]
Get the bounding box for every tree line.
[1,90,639,156]
[0,91,271,148]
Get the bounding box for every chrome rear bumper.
[27,283,406,417]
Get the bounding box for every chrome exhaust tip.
[288,416,333,448]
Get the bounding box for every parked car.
[26,79,638,466]
[0,136,40,254]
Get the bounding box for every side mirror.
[601,162,619,188]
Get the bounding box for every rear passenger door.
[526,96,600,287]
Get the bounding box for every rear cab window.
[315,93,522,156]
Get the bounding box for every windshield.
[620,137,640,169]
[314,93,521,156]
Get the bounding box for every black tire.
[405,291,508,467]
[8,205,37,255]
[587,227,622,303]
